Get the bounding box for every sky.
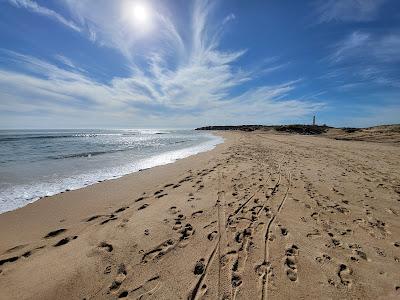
[0,0,399,129]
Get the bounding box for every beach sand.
[0,131,399,299]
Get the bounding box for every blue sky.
[0,0,399,129]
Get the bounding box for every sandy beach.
[1,131,399,299]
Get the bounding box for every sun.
[132,3,150,25]
[124,1,153,32]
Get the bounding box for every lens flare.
[132,3,149,24]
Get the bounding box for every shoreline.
[0,131,399,299]
[0,131,224,214]
[0,131,231,251]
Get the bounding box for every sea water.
[0,129,222,213]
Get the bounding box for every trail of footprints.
[2,139,399,299]
[187,148,297,300]
[0,166,214,274]
[0,227,78,268]
[284,245,299,282]
[188,140,399,299]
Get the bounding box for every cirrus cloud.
[0,0,324,128]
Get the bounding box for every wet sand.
[0,131,399,299]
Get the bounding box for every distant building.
[313,115,316,126]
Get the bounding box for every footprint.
[191,210,203,218]
[142,239,176,263]
[44,228,67,238]
[3,244,28,254]
[118,291,129,298]
[231,273,242,288]
[104,265,112,274]
[21,250,32,258]
[85,215,102,222]
[284,245,299,282]
[173,214,186,230]
[279,226,288,236]
[154,190,163,196]
[53,236,77,247]
[135,196,148,202]
[311,212,318,220]
[179,223,195,240]
[109,263,127,292]
[21,245,45,259]
[155,193,167,199]
[0,245,46,266]
[114,206,129,213]
[0,256,19,266]
[194,259,205,275]
[173,221,183,231]
[338,264,352,286]
[100,215,118,225]
[306,229,321,238]
[285,257,298,281]
[99,242,113,252]
[138,204,149,210]
[169,206,179,214]
[315,254,331,263]
[207,231,218,241]
[353,249,368,261]
[374,247,386,257]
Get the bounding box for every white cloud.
[61,0,186,60]
[315,0,386,23]
[222,13,235,25]
[329,31,371,62]
[53,54,86,73]
[326,31,400,88]
[0,49,322,127]
[0,0,323,128]
[330,31,400,63]
[7,0,81,32]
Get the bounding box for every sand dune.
[0,131,399,299]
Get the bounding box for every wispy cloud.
[53,54,86,73]
[0,0,323,128]
[329,31,371,62]
[222,13,235,25]
[326,30,400,89]
[61,0,187,60]
[315,0,386,23]
[330,31,400,63]
[7,0,81,32]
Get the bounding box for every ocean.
[0,129,223,213]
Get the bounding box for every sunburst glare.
[123,1,153,33]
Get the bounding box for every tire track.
[188,242,219,300]
[217,171,227,299]
[260,169,291,300]
[231,162,283,300]
[227,160,281,226]
[189,171,227,300]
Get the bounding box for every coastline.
[0,130,223,214]
[0,131,230,251]
[0,131,399,299]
